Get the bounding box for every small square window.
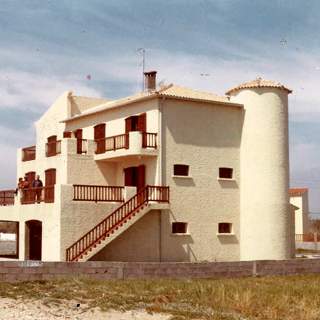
[219,167,233,179]
[172,222,188,234]
[218,223,232,234]
[174,164,189,176]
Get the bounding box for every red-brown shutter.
[94,124,106,154]
[45,168,56,203]
[124,167,133,186]
[137,165,146,191]
[45,169,56,186]
[125,117,132,133]
[47,135,57,157]
[74,129,83,154]
[138,113,146,132]
[63,131,72,138]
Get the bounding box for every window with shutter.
[47,135,57,157]
[44,169,56,203]
[94,124,106,154]
[74,129,83,154]
[138,113,146,132]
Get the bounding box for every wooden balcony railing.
[0,190,15,206]
[142,132,157,148]
[95,132,158,154]
[20,186,55,204]
[73,185,124,202]
[66,185,169,261]
[46,141,61,157]
[295,233,319,242]
[95,134,129,154]
[22,146,36,161]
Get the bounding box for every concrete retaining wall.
[1,259,320,282]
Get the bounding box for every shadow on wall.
[218,180,238,189]
[172,177,196,187]
[164,100,244,148]
[217,235,239,245]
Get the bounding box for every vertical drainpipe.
[158,95,165,262]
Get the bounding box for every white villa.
[289,188,310,238]
[0,72,295,262]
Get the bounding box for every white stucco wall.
[91,210,161,262]
[161,99,242,262]
[65,99,159,140]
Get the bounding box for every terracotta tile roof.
[159,84,229,103]
[289,188,308,197]
[63,84,241,122]
[226,77,292,95]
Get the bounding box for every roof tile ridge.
[157,83,174,94]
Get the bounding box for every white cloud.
[0,70,103,111]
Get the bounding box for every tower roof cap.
[226,77,292,95]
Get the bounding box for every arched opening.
[25,220,42,260]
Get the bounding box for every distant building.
[0,72,294,262]
[289,188,310,235]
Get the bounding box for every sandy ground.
[0,298,171,320]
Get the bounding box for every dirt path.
[0,298,171,320]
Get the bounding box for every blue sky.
[1,1,320,212]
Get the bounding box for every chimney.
[144,71,157,91]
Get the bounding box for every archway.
[25,220,42,260]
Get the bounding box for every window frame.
[173,164,190,177]
[171,222,188,235]
[217,222,233,235]
[218,167,233,180]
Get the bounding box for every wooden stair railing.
[66,185,169,261]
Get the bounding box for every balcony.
[22,146,36,162]
[20,187,55,204]
[94,131,158,161]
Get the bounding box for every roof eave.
[159,94,243,108]
[60,93,159,123]
[60,91,243,123]
[226,86,292,96]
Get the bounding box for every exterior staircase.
[66,185,169,262]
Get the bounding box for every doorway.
[25,220,42,260]
[94,123,106,154]
[124,165,145,191]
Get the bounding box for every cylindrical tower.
[226,78,292,260]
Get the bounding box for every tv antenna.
[137,48,146,91]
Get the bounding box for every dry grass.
[0,274,320,319]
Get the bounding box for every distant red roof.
[289,188,308,196]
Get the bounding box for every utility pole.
[137,48,145,91]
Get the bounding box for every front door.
[25,220,42,261]
[124,165,145,191]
